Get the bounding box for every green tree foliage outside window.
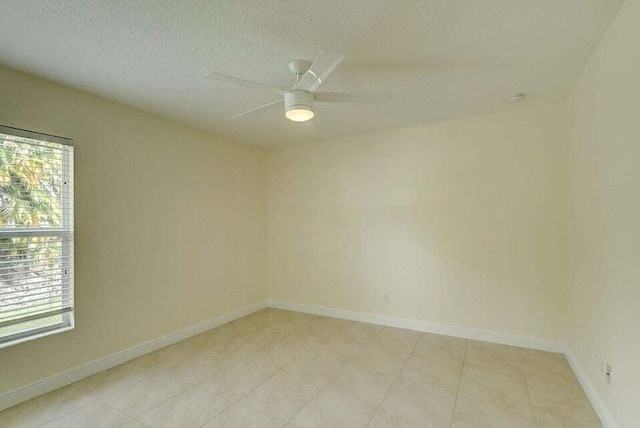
[0,137,67,336]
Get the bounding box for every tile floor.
[0,309,602,428]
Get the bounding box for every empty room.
[0,1,638,427]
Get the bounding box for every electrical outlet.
[384,292,390,302]
[603,361,612,386]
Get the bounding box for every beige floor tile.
[294,316,346,340]
[464,341,525,378]
[203,402,287,428]
[102,366,192,417]
[175,331,220,355]
[325,364,395,405]
[276,347,347,388]
[74,361,149,402]
[193,322,241,347]
[244,346,294,373]
[520,348,575,384]
[0,311,603,428]
[251,325,292,348]
[239,375,319,421]
[118,421,150,428]
[532,404,603,428]
[268,317,310,332]
[38,401,131,428]
[350,345,408,377]
[322,331,368,360]
[0,382,95,428]
[163,350,229,387]
[206,335,261,366]
[526,369,588,408]
[368,326,421,355]
[451,390,535,428]
[459,366,530,412]
[130,342,195,377]
[527,372,602,427]
[196,354,280,403]
[370,379,455,428]
[413,332,467,364]
[263,332,321,364]
[398,354,462,393]
[138,379,230,427]
[226,316,265,337]
[290,389,376,428]
[335,321,382,346]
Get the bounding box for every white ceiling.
[0,0,624,146]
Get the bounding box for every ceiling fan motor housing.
[285,90,314,113]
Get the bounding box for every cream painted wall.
[565,0,640,425]
[268,103,569,341]
[0,66,267,393]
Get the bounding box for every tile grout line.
[31,346,210,428]
[163,330,275,419]
[285,319,359,425]
[448,339,469,428]
[211,327,308,425]
[132,339,263,426]
[366,331,422,427]
[214,316,336,426]
[121,319,294,427]
[522,360,538,427]
[98,330,246,424]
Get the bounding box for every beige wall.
[0,66,267,393]
[565,0,640,425]
[268,103,569,341]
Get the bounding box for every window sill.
[0,320,74,350]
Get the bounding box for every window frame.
[0,125,74,349]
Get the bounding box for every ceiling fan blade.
[232,99,283,118]
[206,71,286,95]
[295,50,344,92]
[314,92,391,103]
[313,105,332,129]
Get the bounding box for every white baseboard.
[565,348,618,428]
[267,300,565,353]
[0,300,267,411]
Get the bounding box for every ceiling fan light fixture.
[286,107,315,122]
[285,90,315,122]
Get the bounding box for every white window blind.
[0,125,74,348]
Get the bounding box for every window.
[0,125,74,348]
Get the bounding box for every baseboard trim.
[266,300,565,353]
[0,300,267,411]
[565,347,618,428]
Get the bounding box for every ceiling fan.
[206,50,391,122]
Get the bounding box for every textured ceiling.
[0,0,624,146]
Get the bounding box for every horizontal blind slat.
[0,293,73,309]
[0,277,70,290]
[0,297,73,313]
[0,256,73,266]
[0,263,69,274]
[0,287,67,299]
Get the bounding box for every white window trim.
[0,125,74,349]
